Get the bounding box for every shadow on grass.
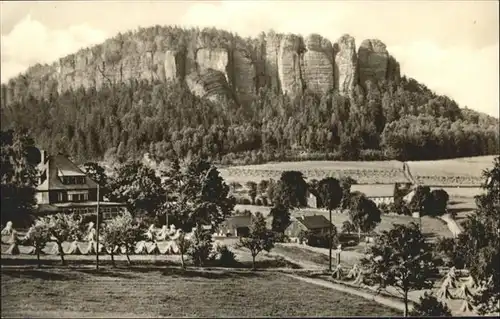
[75,268,138,279]
[448,207,474,215]
[0,268,77,281]
[161,267,261,279]
[0,257,176,268]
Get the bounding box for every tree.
[246,181,258,204]
[317,177,342,271]
[429,189,449,216]
[188,224,215,267]
[83,162,108,196]
[164,158,235,232]
[1,129,39,228]
[107,161,165,216]
[258,179,269,196]
[409,185,433,216]
[464,156,500,315]
[273,171,308,209]
[409,292,452,317]
[340,177,356,210]
[361,223,440,317]
[176,231,191,269]
[42,213,83,265]
[237,212,275,270]
[269,203,290,234]
[348,193,382,240]
[101,214,130,267]
[120,215,145,266]
[23,221,51,268]
[341,220,356,235]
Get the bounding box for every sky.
[1,0,498,117]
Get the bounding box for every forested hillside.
[1,26,498,165]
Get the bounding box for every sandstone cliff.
[2,26,402,105]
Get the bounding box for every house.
[217,214,253,237]
[350,184,396,206]
[35,149,127,220]
[285,215,333,243]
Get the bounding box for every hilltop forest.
[1,26,498,165]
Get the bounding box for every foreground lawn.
[1,267,399,317]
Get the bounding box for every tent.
[346,264,359,280]
[459,299,475,313]
[442,276,457,289]
[65,241,84,255]
[84,241,105,255]
[135,241,149,255]
[352,272,365,285]
[5,243,20,255]
[331,264,343,279]
[162,240,180,255]
[436,285,453,300]
[464,276,477,289]
[148,242,161,255]
[456,282,474,299]
[106,245,121,255]
[50,243,63,255]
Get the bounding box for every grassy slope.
[234,204,453,239]
[1,267,399,317]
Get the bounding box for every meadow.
[219,155,496,186]
[234,204,454,240]
[1,267,399,318]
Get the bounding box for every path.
[285,274,408,313]
[439,213,463,237]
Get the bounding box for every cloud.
[1,14,107,82]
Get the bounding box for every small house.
[350,184,396,206]
[285,215,333,243]
[217,214,253,237]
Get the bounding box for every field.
[220,160,408,184]
[1,267,399,317]
[219,155,497,186]
[234,204,453,240]
[406,155,496,186]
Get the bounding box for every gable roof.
[350,184,395,198]
[222,215,253,228]
[37,154,98,191]
[296,215,332,229]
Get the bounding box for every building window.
[62,176,86,185]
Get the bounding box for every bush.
[409,292,452,317]
[240,198,251,205]
[261,197,269,206]
[300,230,338,248]
[273,232,289,243]
[378,203,390,215]
[255,198,263,206]
[188,225,215,267]
[216,244,238,267]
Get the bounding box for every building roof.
[36,201,127,213]
[37,154,98,191]
[350,184,395,198]
[222,215,253,228]
[296,215,332,230]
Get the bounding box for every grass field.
[234,204,453,239]
[219,155,497,186]
[1,267,399,317]
[406,155,496,186]
[220,160,408,184]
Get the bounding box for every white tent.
[460,299,475,313]
[162,240,180,255]
[437,285,453,300]
[65,241,84,255]
[135,241,148,255]
[346,264,359,280]
[148,242,161,255]
[456,282,474,299]
[5,243,20,255]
